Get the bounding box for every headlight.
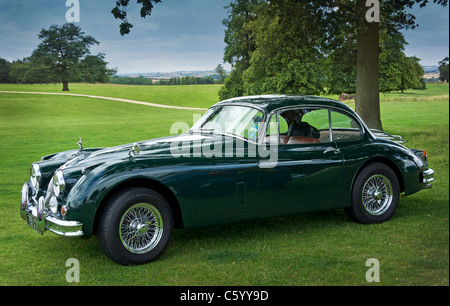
[49,196,59,214]
[30,163,41,190]
[53,170,65,197]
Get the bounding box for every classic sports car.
[20,95,434,265]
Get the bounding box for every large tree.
[31,23,99,91]
[219,0,447,130]
[325,0,446,130]
[242,0,328,96]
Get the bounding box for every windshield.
[191,106,264,141]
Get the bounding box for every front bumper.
[422,168,435,189]
[20,184,84,237]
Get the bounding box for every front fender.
[64,158,179,237]
[372,141,426,195]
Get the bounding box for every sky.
[0,0,448,74]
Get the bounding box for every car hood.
[60,132,227,171]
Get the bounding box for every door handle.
[324,148,341,155]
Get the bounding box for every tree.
[215,64,227,84]
[0,58,11,83]
[8,59,34,84]
[438,57,449,82]
[220,0,447,130]
[77,53,118,83]
[243,1,328,96]
[398,56,424,92]
[219,0,263,100]
[31,23,99,91]
[354,0,382,130]
[323,0,447,130]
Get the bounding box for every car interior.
[265,107,362,145]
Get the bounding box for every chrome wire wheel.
[119,203,164,254]
[361,174,393,216]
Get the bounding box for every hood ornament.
[129,143,140,157]
[77,137,83,150]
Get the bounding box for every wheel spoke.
[119,203,164,254]
[361,174,393,216]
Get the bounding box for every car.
[20,95,434,265]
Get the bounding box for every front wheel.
[97,188,173,265]
[347,163,400,224]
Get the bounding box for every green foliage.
[2,24,116,89]
[215,64,227,84]
[379,31,425,92]
[220,0,447,100]
[221,0,328,98]
[110,75,217,86]
[112,0,162,35]
[5,58,55,84]
[0,58,11,82]
[223,0,262,67]
[242,1,327,96]
[30,23,100,90]
[111,75,155,86]
[438,57,449,82]
[76,53,118,84]
[219,66,245,100]
[219,0,263,100]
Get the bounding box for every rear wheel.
[347,163,400,224]
[97,188,173,265]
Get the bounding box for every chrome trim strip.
[423,169,435,185]
[422,169,434,189]
[46,216,84,237]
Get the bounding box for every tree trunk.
[61,68,70,91]
[62,80,70,91]
[355,0,383,131]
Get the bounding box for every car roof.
[215,95,353,114]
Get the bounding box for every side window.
[279,116,288,135]
[301,109,329,130]
[330,111,363,142]
[265,114,289,144]
[277,107,331,145]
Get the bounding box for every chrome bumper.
[422,169,435,189]
[20,184,84,237]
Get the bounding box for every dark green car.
[20,95,434,265]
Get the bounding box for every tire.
[97,187,173,265]
[347,162,400,224]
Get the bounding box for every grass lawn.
[0,83,448,286]
[0,83,222,109]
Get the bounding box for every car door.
[328,109,366,206]
[258,107,344,219]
